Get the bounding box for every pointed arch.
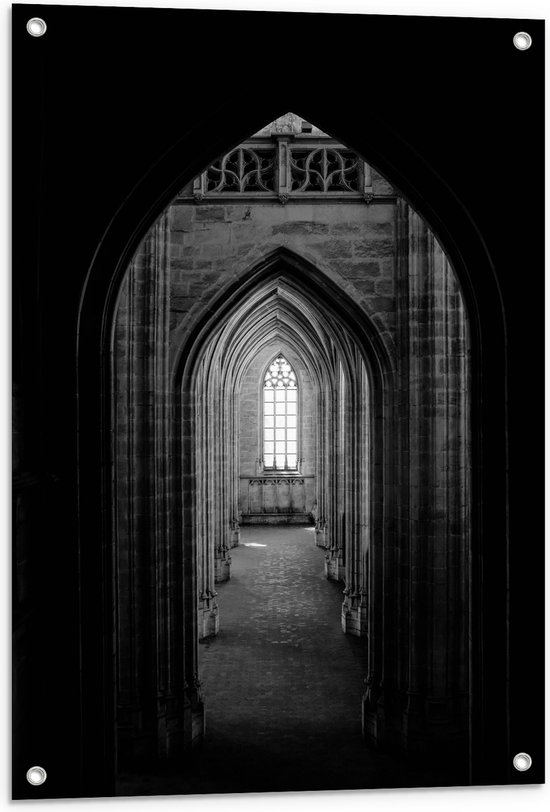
[168,245,392,744]
[76,106,495,787]
[174,246,396,391]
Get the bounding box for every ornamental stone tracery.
[186,112,381,203]
[206,147,276,194]
[264,355,297,389]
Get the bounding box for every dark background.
[12,4,545,799]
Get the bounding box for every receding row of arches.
[111,138,470,778]
[181,266,374,641]
[12,8,531,791]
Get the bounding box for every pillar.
[399,204,469,756]
[341,353,369,637]
[113,212,197,765]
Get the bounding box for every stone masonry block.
[193,206,226,222]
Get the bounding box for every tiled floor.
[197,524,380,793]
[118,526,465,796]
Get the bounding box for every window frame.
[261,354,300,474]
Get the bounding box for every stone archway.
[111,113,471,774]
[14,8,533,798]
[112,242,395,765]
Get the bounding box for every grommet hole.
[26,18,47,37]
[513,752,532,772]
[26,766,47,785]
[513,32,532,50]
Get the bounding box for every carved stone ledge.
[362,677,385,748]
[183,678,205,750]
[214,551,231,583]
[315,517,328,548]
[198,591,219,640]
[230,519,240,548]
[325,545,342,581]
[341,591,368,637]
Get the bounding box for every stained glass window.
[263,355,298,470]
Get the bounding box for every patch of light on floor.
[242,542,267,547]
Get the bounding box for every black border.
[12,4,545,798]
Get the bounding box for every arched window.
[263,354,298,471]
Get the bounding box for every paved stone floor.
[118,526,466,797]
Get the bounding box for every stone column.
[426,241,469,747]
[341,352,369,637]
[196,351,220,638]
[113,212,191,765]
[364,197,408,748]
[325,364,345,580]
[401,207,434,751]
[229,388,241,548]
[399,206,469,756]
[314,386,325,545]
[315,375,329,548]
[213,363,231,583]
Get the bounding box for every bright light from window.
[263,355,298,470]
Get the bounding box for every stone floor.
[117,526,466,797]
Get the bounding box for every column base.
[156,690,205,759]
[401,690,433,755]
[230,520,240,548]
[116,688,204,769]
[315,519,328,548]
[401,693,468,761]
[191,703,205,746]
[214,552,231,583]
[325,548,342,581]
[198,593,219,639]
[187,679,205,748]
[341,592,368,636]
[362,680,385,748]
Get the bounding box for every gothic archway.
[111,112,472,783]
[173,245,393,661]
[77,106,496,788]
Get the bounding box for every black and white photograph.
[11,2,546,803]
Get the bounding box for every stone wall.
[168,198,398,368]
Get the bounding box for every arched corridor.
[14,10,542,794]
[182,257,377,641]
[110,113,471,788]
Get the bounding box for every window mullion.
[284,387,288,470]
